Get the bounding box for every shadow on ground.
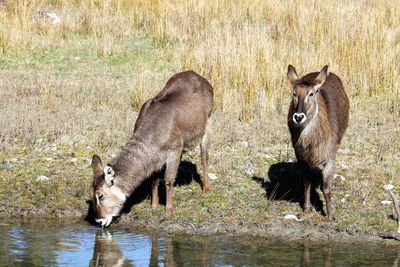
[85,160,201,224]
[252,162,325,215]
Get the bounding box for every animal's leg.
[151,179,159,209]
[303,179,312,213]
[322,160,335,220]
[200,120,211,193]
[165,151,181,217]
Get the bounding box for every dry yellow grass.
[1,0,399,120]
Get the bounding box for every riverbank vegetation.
[0,0,399,241]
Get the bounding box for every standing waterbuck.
[90,71,213,227]
[287,65,349,220]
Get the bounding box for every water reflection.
[0,219,399,266]
[90,230,133,267]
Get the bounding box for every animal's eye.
[293,90,297,96]
[309,92,314,97]
[98,194,104,201]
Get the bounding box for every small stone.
[208,173,218,180]
[383,184,395,191]
[283,214,300,221]
[240,141,249,147]
[11,158,18,162]
[381,200,393,205]
[340,163,349,170]
[71,158,78,163]
[334,174,346,182]
[110,154,117,159]
[43,144,57,152]
[341,198,346,203]
[45,157,53,161]
[345,194,351,197]
[36,139,43,143]
[264,154,271,159]
[339,148,351,155]
[36,175,49,182]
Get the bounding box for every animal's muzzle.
[293,113,306,124]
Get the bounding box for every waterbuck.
[287,65,349,220]
[90,71,213,227]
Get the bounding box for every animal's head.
[287,65,328,126]
[90,155,127,228]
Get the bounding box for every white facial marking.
[96,216,113,228]
[293,112,307,124]
[103,166,115,185]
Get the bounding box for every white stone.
[240,141,249,147]
[381,200,393,205]
[71,158,78,163]
[345,194,351,197]
[36,175,49,182]
[208,173,218,180]
[11,158,18,162]
[45,157,53,161]
[334,174,346,182]
[283,214,300,221]
[110,154,117,159]
[44,12,60,24]
[340,163,349,170]
[383,184,395,191]
[340,198,346,203]
[339,148,351,155]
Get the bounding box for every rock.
[208,173,218,180]
[36,175,49,182]
[45,157,53,161]
[283,214,300,221]
[381,200,393,205]
[43,144,57,152]
[383,184,395,191]
[40,11,61,24]
[341,198,346,203]
[241,161,254,175]
[71,158,78,163]
[110,154,117,159]
[11,158,18,162]
[240,141,249,147]
[339,148,351,155]
[340,163,349,170]
[334,174,346,182]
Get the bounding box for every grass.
[0,0,399,239]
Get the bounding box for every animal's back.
[302,71,349,144]
[134,71,213,148]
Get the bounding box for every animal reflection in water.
[89,230,133,267]
[89,230,209,267]
[90,229,208,267]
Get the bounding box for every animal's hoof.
[165,208,172,217]
[202,186,209,193]
[304,207,312,213]
[151,204,158,209]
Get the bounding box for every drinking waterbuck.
[287,65,349,220]
[90,71,213,227]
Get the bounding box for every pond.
[0,218,398,266]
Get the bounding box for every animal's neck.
[297,104,330,147]
[110,135,165,195]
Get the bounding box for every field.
[0,0,399,243]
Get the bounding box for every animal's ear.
[91,155,103,176]
[287,65,299,84]
[287,65,299,85]
[103,165,115,187]
[314,65,329,91]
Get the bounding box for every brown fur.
[287,65,349,219]
[91,71,213,225]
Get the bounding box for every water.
[0,218,398,266]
